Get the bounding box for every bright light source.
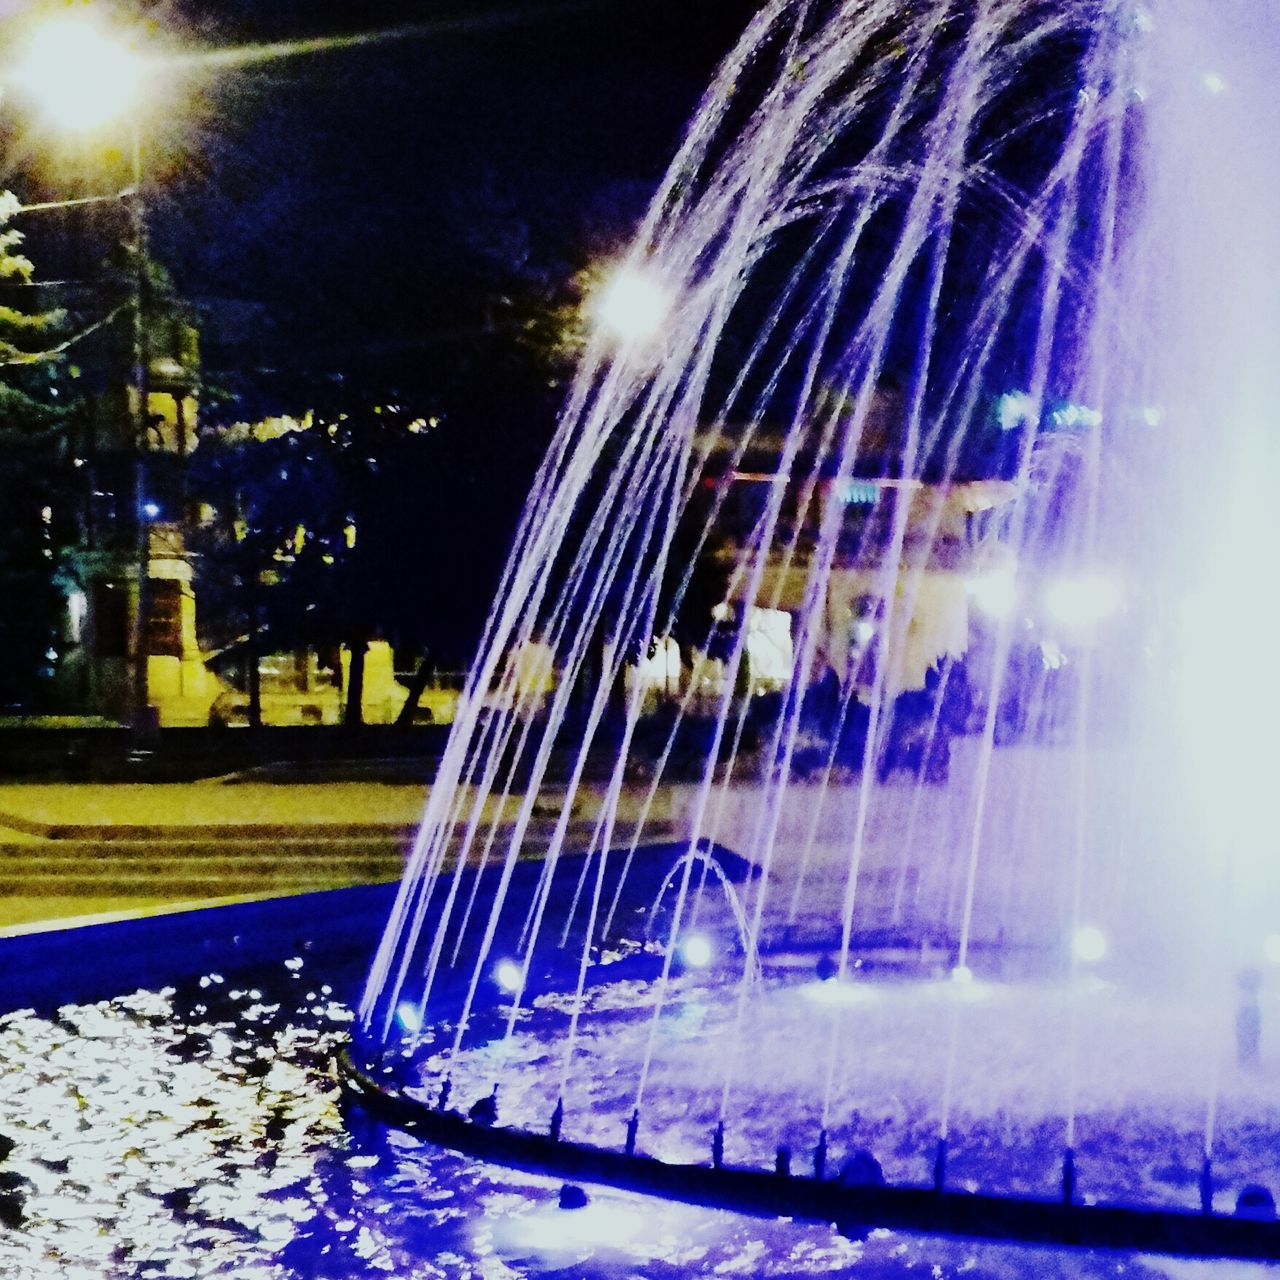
[143,502,161,519]
[1072,924,1108,963]
[967,570,1017,620]
[395,1001,420,1031]
[1264,934,1280,965]
[951,964,973,984]
[494,959,522,994]
[592,265,671,346]
[853,619,875,644]
[678,934,713,968]
[1044,573,1122,628]
[1202,71,1227,95]
[9,16,147,132]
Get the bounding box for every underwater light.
[951,964,974,984]
[678,934,713,968]
[1072,925,1108,964]
[494,960,523,994]
[395,1001,421,1032]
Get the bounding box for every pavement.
[0,777,683,935]
[0,779,431,934]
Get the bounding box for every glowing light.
[8,16,147,132]
[67,590,87,642]
[836,477,880,505]
[143,502,161,519]
[1142,405,1165,427]
[592,265,671,346]
[1073,925,1108,963]
[678,934,713,968]
[951,964,973,984]
[394,1002,420,1031]
[1264,934,1280,965]
[493,1199,654,1254]
[494,959,522,993]
[1202,71,1227,95]
[1044,573,1122,628]
[1050,403,1103,429]
[967,569,1017,620]
[995,390,1036,431]
[853,619,875,644]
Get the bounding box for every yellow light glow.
[592,265,671,346]
[9,16,146,131]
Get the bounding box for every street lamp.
[590,263,672,348]
[7,13,158,738]
[7,15,146,132]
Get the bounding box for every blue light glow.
[678,934,713,968]
[495,959,523,993]
[1073,925,1108,964]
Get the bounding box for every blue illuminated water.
[2,890,1279,1277]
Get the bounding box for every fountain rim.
[335,1045,1280,1263]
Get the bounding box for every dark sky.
[144,0,759,367]
[1,0,758,362]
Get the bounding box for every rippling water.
[3,949,1278,1278]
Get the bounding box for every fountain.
[347,0,1280,1262]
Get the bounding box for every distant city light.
[835,477,880,505]
[9,16,147,131]
[1050,403,1103,429]
[678,934,713,968]
[494,959,522,994]
[1044,573,1122,627]
[967,569,1017,620]
[592,265,671,346]
[995,391,1036,432]
[1073,925,1108,963]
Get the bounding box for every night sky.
[141,0,754,369]
[1,0,757,368]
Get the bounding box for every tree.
[0,193,78,710]
[190,393,446,726]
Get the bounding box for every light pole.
[7,14,156,738]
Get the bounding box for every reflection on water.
[1,957,1276,1278]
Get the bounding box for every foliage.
[0,194,76,708]
[190,393,453,689]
